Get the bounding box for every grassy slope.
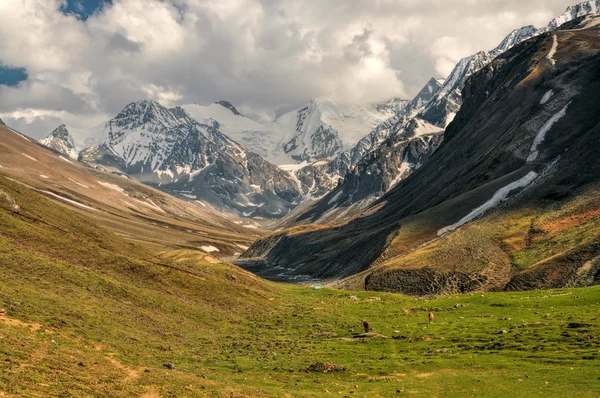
[0,175,599,397]
[0,126,260,255]
[360,181,600,295]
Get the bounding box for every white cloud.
[0,0,579,138]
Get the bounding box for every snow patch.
[279,162,310,172]
[21,153,37,162]
[67,177,89,189]
[389,162,412,187]
[540,90,554,105]
[236,244,249,250]
[155,170,174,179]
[40,175,49,179]
[41,190,97,211]
[444,113,457,127]
[242,224,258,229]
[546,35,558,66]
[437,171,538,236]
[527,103,569,162]
[97,180,125,194]
[188,168,203,182]
[327,190,343,205]
[201,245,220,253]
[59,156,73,164]
[180,193,197,199]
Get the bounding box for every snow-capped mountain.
[182,97,406,166]
[373,97,410,116]
[287,77,444,199]
[39,125,78,158]
[420,51,494,127]
[40,97,404,218]
[421,0,600,128]
[288,118,445,224]
[545,0,600,31]
[39,123,106,159]
[76,100,303,219]
[282,0,600,225]
[243,12,600,287]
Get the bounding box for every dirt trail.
[0,313,41,331]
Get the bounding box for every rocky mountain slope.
[38,123,106,159]
[284,78,444,201]
[283,1,600,226]
[73,100,303,220]
[240,14,600,294]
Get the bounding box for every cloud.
[0,0,578,138]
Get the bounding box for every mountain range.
[282,0,600,225]
[40,97,410,220]
[38,0,600,229]
[239,9,600,294]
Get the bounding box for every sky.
[0,0,580,138]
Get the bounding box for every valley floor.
[0,174,598,397]
[1,280,598,397]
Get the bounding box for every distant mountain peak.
[39,124,78,159]
[215,100,243,116]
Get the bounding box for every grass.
[0,177,599,397]
[363,182,600,294]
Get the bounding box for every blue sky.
[61,0,112,20]
[0,66,28,86]
[0,1,111,86]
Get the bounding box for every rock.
[305,362,346,373]
[567,322,592,329]
[497,330,508,334]
[163,362,175,370]
[454,304,464,308]
[353,332,389,339]
[0,309,6,315]
[349,296,359,301]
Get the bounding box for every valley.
[0,173,597,396]
[1,0,600,396]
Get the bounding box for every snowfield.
[201,245,220,253]
[546,35,559,66]
[437,171,539,236]
[527,103,570,162]
[540,90,554,105]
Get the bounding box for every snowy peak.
[280,100,343,162]
[490,25,538,57]
[183,97,403,165]
[373,97,410,117]
[547,0,600,31]
[111,100,187,132]
[78,100,304,220]
[40,124,78,159]
[215,100,244,116]
[405,77,444,116]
